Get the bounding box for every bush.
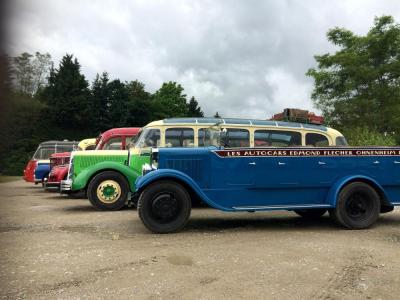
[341,127,397,146]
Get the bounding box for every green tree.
[214,112,221,118]
[11,52,52,95]
[0,54,47,175]
[152,81,188,119]
[126,80,153,126]
[341,127,396,146]
[187,96,204,117]
[39,54,92,131]
[91,72,111,132]
[106,79,130,128]
[307,16,400,142]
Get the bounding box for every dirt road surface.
[1,180,400,299]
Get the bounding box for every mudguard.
[135,169,234,211]
[326,175,389,206]
[72,161,141,192]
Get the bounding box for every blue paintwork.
[135,147,400,211]
[34,163,50,181]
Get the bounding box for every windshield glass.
[134,128,161,148]
[33,147,55,160]
[125,134,140,149]
[336,136,348,146]
[198,128,220,147]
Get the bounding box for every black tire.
[294,209,327,219]
[332,182,380,229]
[87,171,130,211]
[138,180,191,233]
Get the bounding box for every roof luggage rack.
[271,108,324,125]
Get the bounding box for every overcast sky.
[6,0,400,119]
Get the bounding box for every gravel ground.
[1,180,400,299]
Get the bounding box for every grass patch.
[0,176,21,183]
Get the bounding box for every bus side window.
[165,128,194,147]
[305,133,329,147]
[254,130,301,147]
[225,129,250,148]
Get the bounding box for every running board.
[232,204,332,211]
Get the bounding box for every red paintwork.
[96,127,141,150]
[49,152,71,171]
[46,165,69,188]
[271,109,324,125]
[23,160,38,182]
[45,127,141,190]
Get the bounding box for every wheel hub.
[346,193,369,219]
[97,180,121,204]
[151,193,179,221]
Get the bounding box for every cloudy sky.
[6,0,400,119]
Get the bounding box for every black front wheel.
[331,182,380,229]
[138,181,191,233]
[87,171,130,211]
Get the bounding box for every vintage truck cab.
[135,146,400,233]
[23,140,78,184]
[60,127,141,195]
[64,117,347,211]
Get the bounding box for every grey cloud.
[6,0,400,119]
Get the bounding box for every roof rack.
[270,108,324,125]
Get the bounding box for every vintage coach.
[135,146,400,233]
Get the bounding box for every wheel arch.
[74,162,139,193]
[86,167,135,192]
[136,170,232,211]
[327,175,391,208]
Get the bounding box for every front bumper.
[44,180,60,191]
[60,179,72,193]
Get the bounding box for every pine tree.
[126,80,153,126]
[39,54,91,130]
[187,96,204,117]
[214,112,221,118]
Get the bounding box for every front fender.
[326,175,389,207]
[135,169,233,211]
[49,165,68,182]
[72,161,141,192]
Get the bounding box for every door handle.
[373,161,380,164]
[278,162,286,166]
[249,162,256,166]
[394,161,400,164]
[318,161,326,165]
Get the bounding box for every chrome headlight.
[67,156,74,180]
[150,148,159,169]
[142,163,155,176]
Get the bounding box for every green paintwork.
[71,153,150,192]
[103,185,115,197]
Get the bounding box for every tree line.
[0,53,208,175]
[1,15,399,175]
[307,15,400,146]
